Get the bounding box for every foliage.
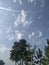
[10,39,35,65]
[0,60,5,65]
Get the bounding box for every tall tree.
[43,39,49,65]
[10,41,20,65]
[0,60,5,65]
[10,39,32,65]
[34,48,43,65]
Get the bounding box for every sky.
[0,0,49,65]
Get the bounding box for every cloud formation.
[14,10,33,27]
[0,44,9,53]
[29,32,35,38]
[0,6,20,12]
[28,31,42,39]
[15,30,23,40]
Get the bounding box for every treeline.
[10,39,49,65]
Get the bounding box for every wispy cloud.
[0,6,20,12]
[28,31,42,39]
[15,30,23,40]
[6,34,14,41]
[28,0,34,3]
[13,0,22,5]
[28,32,35,38]
[37,31,42,37]
[0,44,10,53]
[28,0,45,8]
[13,0,16,3]
[17,0,23,5]
[14,10,33,27]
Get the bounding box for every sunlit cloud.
[28,31,42,39]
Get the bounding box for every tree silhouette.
[43,39,49,65]
[10,39,34,65]
[0,60,5,65]
[34,48,43,65]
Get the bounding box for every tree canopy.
[0,60,5,65]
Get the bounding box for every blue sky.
[0,0,49,65]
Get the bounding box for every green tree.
[43,39,49,65]
[34,48,43,65]
[10,39,32,65]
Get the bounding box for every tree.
[0,60,5,65]
[10,42,20,65]
[10,39,32,65]
[43,39,49,65]
[34,48,43,65]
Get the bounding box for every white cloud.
[13,0,16,3]
[18,0,22,5]
[28,31,42,39]
[0,6,20,12]
[16,32,23,40]
[32,32,35,36]
[6,26,11,33]
[38,31,42,37]
[28,0,36,7]
[28,32,35,38]
[14,10,33,27]
[38,16,42,19]
[39,32,42,37]
[0,44,9,53]
[6,34,14,41]
[39,0,45,8]
[28,0,34,3]
[14,30,23,40]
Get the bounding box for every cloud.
[13,0,22,5]
[6,34,14,41]
[28,32,35,38]
[28,0,45,8]
[28,0,34,3]
[28,0,36,7]
[0,6,20,12]
[14,10,33,27]
[38,31,42,37]
[0,44,9,53]
[6,26,12,33]
[13,0,16,3]
[14,30,23,40]
[40,0,45,8]
[28,31,42,39]
[17,0,23,5]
